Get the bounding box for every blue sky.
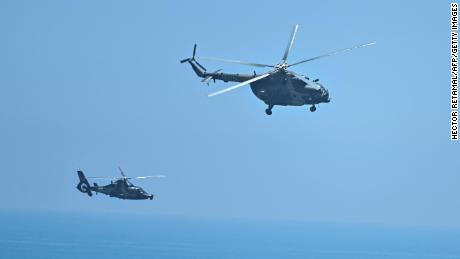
[0,0,457,226]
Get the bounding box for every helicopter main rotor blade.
[118,167,126,178]
[287,42,376,68]
[281,24,299,63]
[87,175,165,180]
[208,73,271,97]
[135,175,166,179]
[199,57,274,68]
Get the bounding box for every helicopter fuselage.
[250,70,330,106]
[90,179,153,200]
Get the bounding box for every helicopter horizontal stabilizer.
[201,69,223,85]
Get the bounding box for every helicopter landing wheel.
[265,104,273,115]
[265,108,272,115]
[310,105,316,112]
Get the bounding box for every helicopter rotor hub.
[275,63,288,70]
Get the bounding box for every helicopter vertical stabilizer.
[76,170,93,197]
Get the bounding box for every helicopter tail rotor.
[180,44,207,78]
[180,44,200,64]
[76,170,93,197]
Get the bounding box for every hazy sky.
[0,0,456,226]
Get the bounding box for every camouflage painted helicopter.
[181,25,375,115]
[76,167,164,200]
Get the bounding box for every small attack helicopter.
[181,25,375,115]
[76,167,164,200]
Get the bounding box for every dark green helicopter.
[76,167,164,200]
[181,25,375,115]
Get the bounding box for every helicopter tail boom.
[76,170,93,197]
[180,44,207,78]
[181,44,256,84]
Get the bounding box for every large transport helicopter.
[76,168,164,200]
[181,25,375,115]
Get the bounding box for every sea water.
[1,209,459,259]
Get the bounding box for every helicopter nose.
[321,88,330,102]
